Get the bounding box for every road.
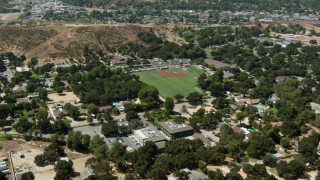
[8,152,15,180]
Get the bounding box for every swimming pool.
[256,104,265,109]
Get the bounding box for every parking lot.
[74,125,133,149]
[73,125,101,137]
[122,135,141,150]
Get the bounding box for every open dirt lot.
[0,13,22,21]
[271,32,320,44]
[1,140,96,180]
[47,91,79,106]
[12,149,55,180]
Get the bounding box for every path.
[67,29,72,38]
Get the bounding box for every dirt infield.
[160,71,187,77]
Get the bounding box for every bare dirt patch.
[47,91,79,105]
[271,32,320,43]
[0,13,22,21]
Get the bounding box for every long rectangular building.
[159,120,194,140]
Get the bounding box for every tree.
[174,93,184,103]
[34,154,46,167]
[262,154,277,167]
[257,44,268,56]
[36,118,52,134]
[208,169,225,180]
[126,111,139,121]
[280,138,290,148]
[310,39,317,45]
[87,114,93,124]
[54,160,74,180]
[225,171,242,180]
[125,173,137,180]
[67,131,83,151]
[21,172,35,180]
[186,92,202,105]
[36,108,48,121]
[0,171,6,180]
[0,104,9,120]
[138,85,159,102]
[212,97,229,109]
[243,164,270,179]
[43,150,60,163]
[28,57,38,68]
[89,135,106,153]
[56,87,63,94]
[53,120,69,134]
[298,135,319,162]
[108,141,126,162]
[181,105,187,113]
[128,141,158,177]
[14,116,33,133]
[175,170,191,180]
[165,97,174,114]
[247,132,275,158]
[149,167,168,180]
[37,87,48,100]
[45,143,65,157]
[101,122,118,137]
[276,160,305,179]
[87,104,99,115]
[64,103,79,120]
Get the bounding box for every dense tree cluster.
[34,143,66,167]
[122,31,206,60]
[56,63,144,106]
[67,131,91,152]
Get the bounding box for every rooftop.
[134,126,166,143]
[159,120,193,134]
[192,133,211,144]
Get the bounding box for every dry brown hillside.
[0,25,150,65]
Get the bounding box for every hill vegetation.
[0,25,149,64]
[61,0,320,10]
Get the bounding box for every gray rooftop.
[159,120,193,134]
[134,126,167,143]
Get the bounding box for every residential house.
[99,105,113,112]
[275,76,289,83]
[310,102,320,116]
[181,169,208,180]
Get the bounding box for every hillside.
[0,25,150,65]
[61,0,155,7]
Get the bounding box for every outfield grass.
[187,65,205,76]
[135,68,200,98]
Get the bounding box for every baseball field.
[134,68,201,98]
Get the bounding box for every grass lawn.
[205,47,212,56]
[187,65,205,76]
[135,68,200,98]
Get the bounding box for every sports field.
[135,68,200,98]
